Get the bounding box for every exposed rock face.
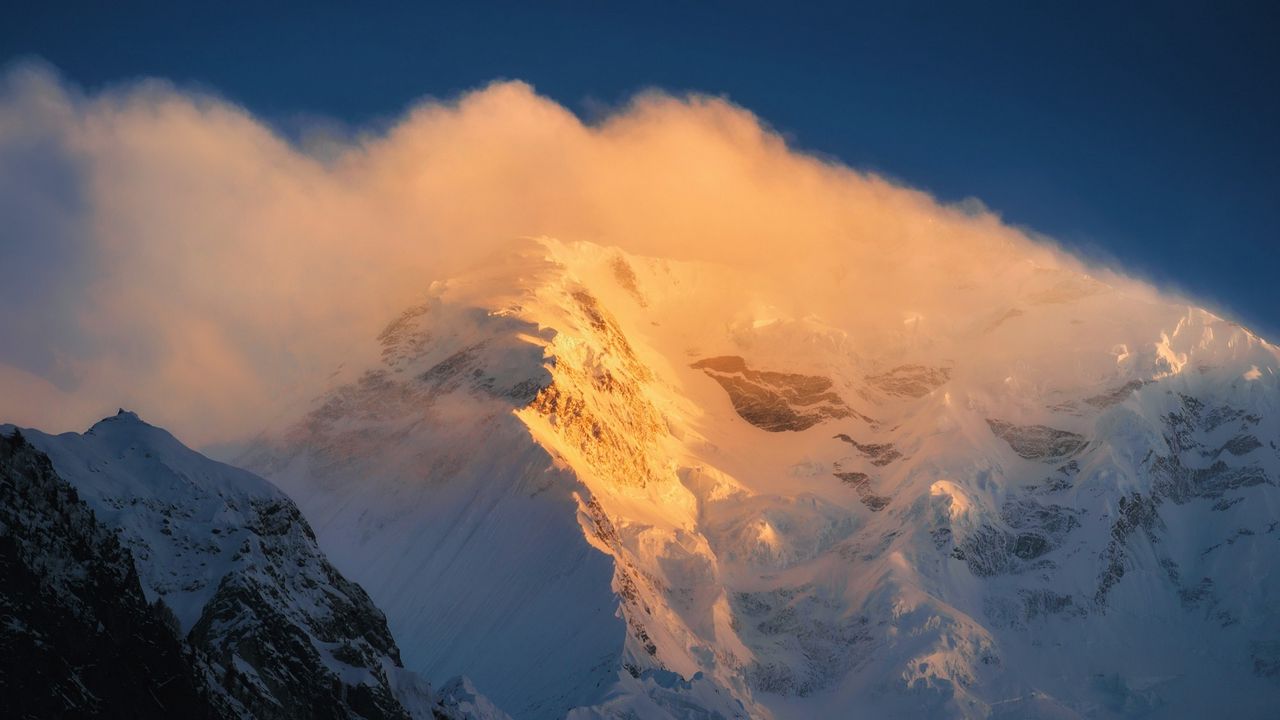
[732,584,871,697]
[949,497,1081,577]
[610,255,647,307]
[863,364,950,398]
[693,355,853,431]
[999,496,1082,537]
[1084,380,1148,409]
[1150,454,1269,503]
[1094,492,1162,608]
[833,433,902,466]
[1215,434,1263,458]
[0,431,226,719]
[1146,394,1271,504]
[185,500,409,720]
[983,589,1086,630]
[832,470,890,511]
[986,419,1088,461]
[529,290,666,489]
[579,497,662,660]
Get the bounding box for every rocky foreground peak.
[2,415,511,720]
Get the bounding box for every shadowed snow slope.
[242,237,1280,719]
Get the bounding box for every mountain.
[241,237,1280,719]
[0,429,224,719]
[2,412,510,720]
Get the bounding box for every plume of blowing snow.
[0,61,1151,446]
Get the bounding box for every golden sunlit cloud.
[0,62,1138,445]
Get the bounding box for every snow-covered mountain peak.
[107,407,143,422]
[10,411,292,627]
[243,236,1280,719]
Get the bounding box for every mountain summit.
[239,237,1280,719]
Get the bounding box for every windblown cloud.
[0,62,1131,446]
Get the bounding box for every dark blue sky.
[5,1,1278,336]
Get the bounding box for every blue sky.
[5,1,1278,335]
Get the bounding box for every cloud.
[0,61,1144,445]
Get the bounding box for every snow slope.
[242,237,1280,719]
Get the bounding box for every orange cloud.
[0,62,1148,445]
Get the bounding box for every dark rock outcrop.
[950,497,1080,577]
[693,356,854,432]
[1094,493,1162,608]
[833,470,891,511]
[1150,454,1269,504]
[1083,380,1148,409]
[1148,395,1271,504]
[732,585,871,697]
[863,364,950,398]
[833,433,903,466]
[986,419,1087,462]
[186,501,410,720]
